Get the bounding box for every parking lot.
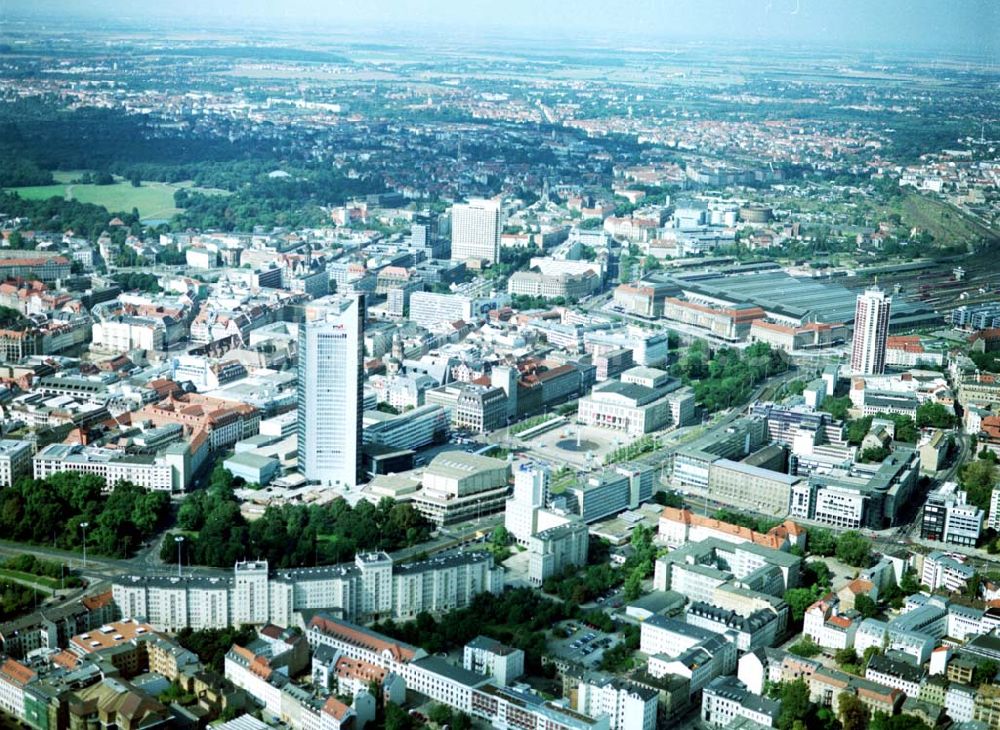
[546,620,622,669]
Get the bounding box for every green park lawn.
[6,171,229,221]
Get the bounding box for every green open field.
[0,568,57,593]
[5,171,229,222]
[890,192,1000,247]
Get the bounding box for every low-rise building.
[685,602,780,653]
[0,439,33,486]
[921,482,983,547]
[463,636,524,687]
[865,653,925,698]
[33,442,181,492]
[577,380,672,436]
[701,676,781,728]
[921,551,976,592]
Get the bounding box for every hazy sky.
[6,0,999,57]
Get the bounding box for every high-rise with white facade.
[451,199,501,264]
[851,286,891,375]
[298,295,365,487]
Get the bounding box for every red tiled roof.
[323,697,352,720]
[309,615,416,663]
[0,658,35,686]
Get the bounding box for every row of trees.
[3,555,82,587]
[0,472,170,558]
[0,191,142,242]
[161,464,432,568]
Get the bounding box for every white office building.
[451,199,501,264]
[0,439,33,486]
[463,636,524,687]
[298,295,364,488]
[921,551,976,593]
[33,442,183,492]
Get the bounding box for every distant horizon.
[2,0,997,61]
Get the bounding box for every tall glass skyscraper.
[297,294,365,487]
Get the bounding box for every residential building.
[646,630,737,695]
[851,286,891,375]
[528,521,589,584]
[803,594,857,651]
[653,537,801,600]
[701,676,781,728]
[504,462,549,545]
[657,507,804,552]
[921,551,976,592]
[306,614,607,729]
[685,602,781,653]
[865,654,925,698]
[113,550,504,630]
[0,657,35,722]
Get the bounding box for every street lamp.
[80,522,89,569]
[175,535,185,579]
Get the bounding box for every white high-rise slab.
[451,198,501,264]
[850,285,891,375]
[298,294,365,487]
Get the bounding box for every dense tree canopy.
[915,401,957,429]
[0,472,169,558]
[174,625,257,673]
[807,527,838,557]
[162,464,432,568]
[836,531,873,568]
[373,588,571,676]
[0,580,41,622]
[674,341,787,412]
[960,457,997,512]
